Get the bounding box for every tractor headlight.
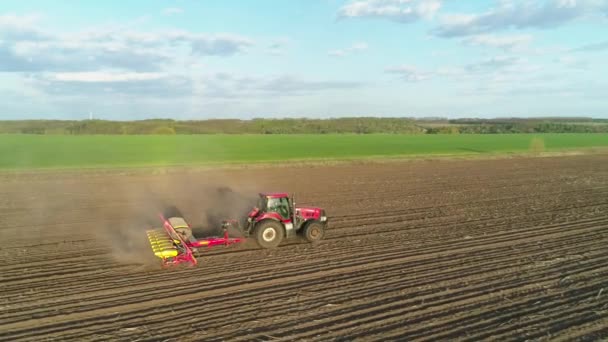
[320,216,327,222]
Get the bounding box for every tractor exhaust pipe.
[292,193,297,228]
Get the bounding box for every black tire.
[254,220,284,249]
[303,221,325,242]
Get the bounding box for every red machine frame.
[151,214,244,268]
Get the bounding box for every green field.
[1,134,607,170]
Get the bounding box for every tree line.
[1,117,607,135]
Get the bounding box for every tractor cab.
[254,193,292,221]
[247,193,293,223]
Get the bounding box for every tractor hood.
[296,206,326,221]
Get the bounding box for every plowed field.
[1,155,608,341]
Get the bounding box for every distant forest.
[1,117,608,135]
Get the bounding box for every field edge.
[1,146,606,176]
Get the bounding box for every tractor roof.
[260,192,289,198]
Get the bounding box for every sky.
[0,0,607,120]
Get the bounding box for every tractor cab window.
[266,197,291,219]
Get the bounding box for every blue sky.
[0,0,607,120]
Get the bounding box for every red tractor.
[241,192,328,248]
[146,192,328,267]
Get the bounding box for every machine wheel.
[254,220,284,249]
[303,221,325,242]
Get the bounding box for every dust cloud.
[0,169,262,268]
[96,171,260,266]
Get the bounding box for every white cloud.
[32,73,192,97]
[351,42,369,51]
[572,40,608,52]
[386,55,532,83]
[51,71,166,82]
[463,34,533,50]
[338,0,442,23]
[464,56,522,72]
[201,73,364,98]
[328,49,347,57]
[328,42,369,57]
[0,16,256,72]
[385,65,433,81]
[267,38,290,55]
[30,69,363,99]
[188,33,254,56]
[555,55,589,69]
[434,0,608,37]
[163,7,184,15]
[0,13,48,41]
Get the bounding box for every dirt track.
[1,155,608,341]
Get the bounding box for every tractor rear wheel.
[303,221,325,242]
[255,220,284,249]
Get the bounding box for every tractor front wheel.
[254,220,284,249]
[303,221,325,243]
